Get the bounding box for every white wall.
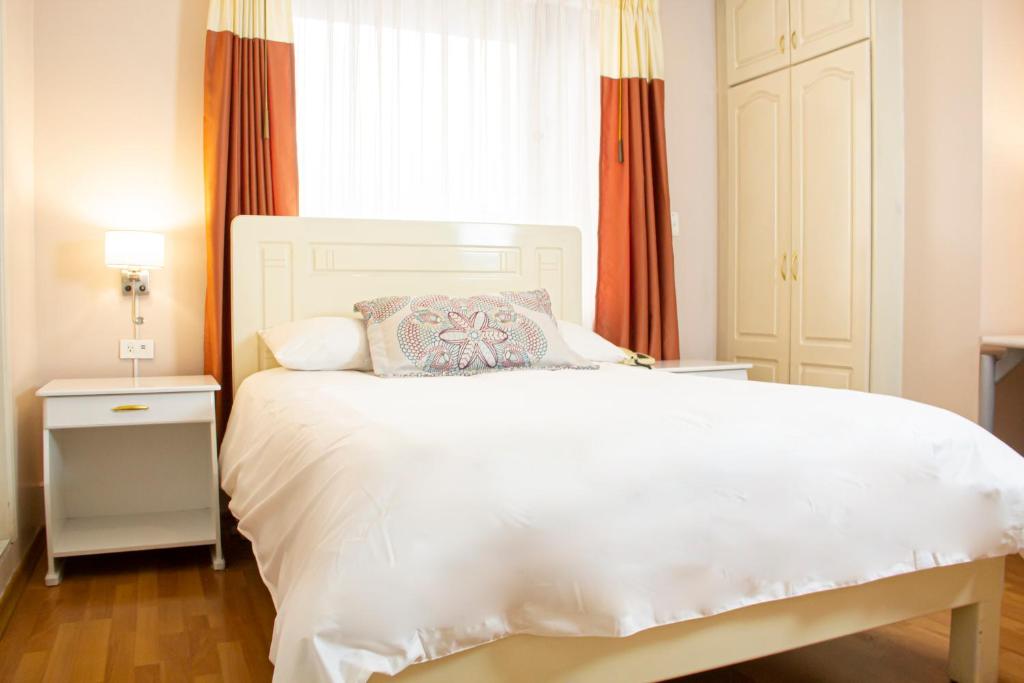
[981,0,1024,448]
[662,0,718,360]
[901,0,1024,434]
[902,0,984,420]
[33,0,208,382]
[981,0,1024,335]
[0,0,209,596]
[0,0,41,596]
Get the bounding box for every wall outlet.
[120,339,155,360]
[670,211,681,237]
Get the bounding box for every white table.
[980,336,1024,432]
[36,375,223,585]
[651,360,752,381]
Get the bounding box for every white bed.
[225,216,1024,683]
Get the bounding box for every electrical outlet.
[120,339,155,359]
[670,211,681,237]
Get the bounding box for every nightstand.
[651,360,752,380]
[36,375,223,586]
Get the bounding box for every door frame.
[715,0,905,396]
[0,1,13,546]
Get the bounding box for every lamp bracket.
[120,269,150,296]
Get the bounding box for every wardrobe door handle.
[792,252,799,281]
[791,31,797,49]
[779,35,785,53]
[780,252,788,281]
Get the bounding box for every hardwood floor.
[0,531,1021,682]
[0,531,275,683]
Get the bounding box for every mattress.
[220,364,1024,682]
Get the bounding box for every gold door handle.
[780,252,788,281]
[111,404,149,412]
[791,31,797,49]
[779,35,786,53]
[792,252,799,281]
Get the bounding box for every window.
[294,0,601,321]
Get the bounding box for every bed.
[224,216,1024,683]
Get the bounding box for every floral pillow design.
[354,289,596,377]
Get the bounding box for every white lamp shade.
[104,231,165,269]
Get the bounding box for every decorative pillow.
[557,320,627,363]
[353,289,597,377]
[259,317,372,371]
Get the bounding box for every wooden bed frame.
[230,216,1006,682]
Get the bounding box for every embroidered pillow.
[353,289,597,377]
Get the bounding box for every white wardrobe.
[718,0,874,390]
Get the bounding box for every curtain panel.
[595,0,679,359]
[204,0,299,427]
[292,0,602,323]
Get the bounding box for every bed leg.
[948,597,1001,683]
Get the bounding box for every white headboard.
[230,216,582,393]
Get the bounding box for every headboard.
[230,216,583,393]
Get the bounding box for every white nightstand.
[651,360,752,380]
[36,375,223,586]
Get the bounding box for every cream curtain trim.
[600,0,663,80]
[207,0,294,43]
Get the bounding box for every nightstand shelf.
[52,508,216,558]
[37,375,223,586]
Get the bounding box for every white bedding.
[221,365,1024,682]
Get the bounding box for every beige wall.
[0,0,42,592]
[902,0,984,420]
[0,0,209,594]
[982,0,1024,449]
[981,0,1024,336]
[33,0,208,381]
[662,0,718,360]
[902,0,1024,442]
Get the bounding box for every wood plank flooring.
[0,529,1021,682]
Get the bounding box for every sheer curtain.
[293,0,601,323]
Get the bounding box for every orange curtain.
[595,0,679,360]
[204,0,298,428]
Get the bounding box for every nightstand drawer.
[44,392,214,429]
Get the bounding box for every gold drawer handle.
[111,404,149,412]
[780,251,788,281]
[778,34,785,53]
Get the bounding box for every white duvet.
[220,365,1024,682]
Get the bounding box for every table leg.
[211,542,225,571]
[45,556,63,587]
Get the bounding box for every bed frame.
[230,216,1005,682]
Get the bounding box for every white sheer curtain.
[293,0,601,323]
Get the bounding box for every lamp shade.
[104,231,165,269]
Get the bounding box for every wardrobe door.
[789,0,870,65]
[789,41,870,390]
[725,70,792,383]
[724,0,790,86]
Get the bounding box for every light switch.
[670,211,680,237]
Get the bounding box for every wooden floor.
[0,531,1022,682]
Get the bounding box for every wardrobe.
[718,0,874,390]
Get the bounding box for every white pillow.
[557,320,626,363]
[259,317,372,371]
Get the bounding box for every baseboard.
[0,529,43,640]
